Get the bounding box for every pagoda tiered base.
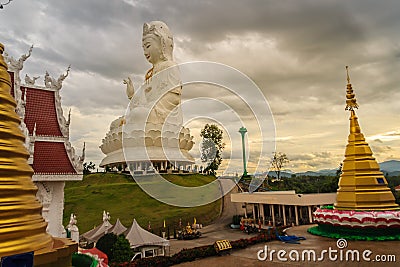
[34,237,77,267]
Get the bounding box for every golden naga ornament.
[0,43,53,257]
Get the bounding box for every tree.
[96,233,118,262]
[200,124,225,176]
[112,235,132,263]
[336,162,343,178]
[270,152,289,181]
[83,161,96,174]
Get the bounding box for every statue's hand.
[124,77,134,100]
[123,77,131,85]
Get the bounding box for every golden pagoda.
[0,43,54,257]
[0,42,79,266]
[334,66,399,210]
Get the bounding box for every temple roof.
[8,68,83,176]
[33,141,76,174]
[22,86,63,136]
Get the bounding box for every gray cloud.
[1,0,400,171]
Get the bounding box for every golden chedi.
[310,67,400,240]
[0,43,53,257]
[334,66,399,210]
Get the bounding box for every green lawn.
[63,173,221,234]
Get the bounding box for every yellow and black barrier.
[214,240,232,254]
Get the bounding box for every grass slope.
[63,173,221,233]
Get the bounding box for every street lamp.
[239,126,248,176]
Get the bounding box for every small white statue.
[102,210,110,222]
[67,213,79,243]
[53,65,70,90]
[44,65,70,90]
[69,213,77,226]
[44,71,52,88]
[15,90,26,120]
[25,74,40,85]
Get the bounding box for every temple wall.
[35,181,67,237]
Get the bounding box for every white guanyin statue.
[124,21,183,136]
[99,21,194,170]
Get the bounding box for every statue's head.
[142,21,174,64]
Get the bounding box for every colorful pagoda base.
[309,67,400,241]
[309,206,400,240]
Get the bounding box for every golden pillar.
[0,43,53,257]
[334,67,399,210]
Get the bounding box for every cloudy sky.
[1,0,400,173]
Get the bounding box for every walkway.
[169,184,400,266]
[173,225,400,266]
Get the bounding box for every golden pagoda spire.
[345,66,359,111]
[335,66,399,210]
[0,43,53,257]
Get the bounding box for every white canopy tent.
[81,220,113,243]
[108,218,127,236]
[125,219,169,259]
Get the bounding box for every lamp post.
[239,126,248,176]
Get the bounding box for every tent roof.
[125,219,169,249]
[108,218,127,236]
[81,220,113,243]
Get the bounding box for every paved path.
[169,181,243,255]
[173,225,400,267]
[169,185,400,266]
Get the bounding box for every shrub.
[97,233,118,262]
[72,253,96,267]
[112,235,133,263]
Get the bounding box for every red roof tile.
[23,87,63,136]
[9,71,77,174]
[33,141,76,174]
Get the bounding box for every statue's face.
[142,36,163,65]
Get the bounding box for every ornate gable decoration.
[4,45,84,176]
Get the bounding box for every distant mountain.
[296,169,337,177]
[258,160,400,179]
[266,169,337,178]
[264,171,293,178]
[264,160,400,178]
[379,160,400,174]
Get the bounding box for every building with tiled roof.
[4,45,84,237]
